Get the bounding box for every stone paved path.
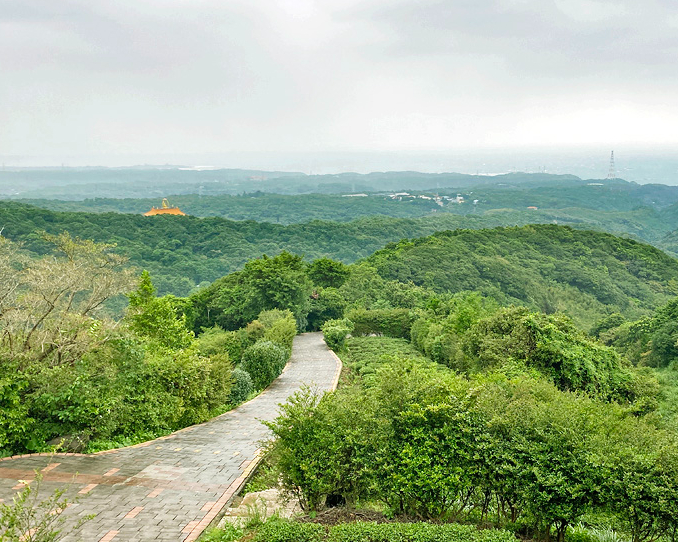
[0,333,340,541]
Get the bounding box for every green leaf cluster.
[321,319,354,352]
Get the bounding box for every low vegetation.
[0,236,296,456]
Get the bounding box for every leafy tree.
[307,287,347,331]
[308,258,349,289]
[189,252,312,332]
[127,271,193,350]
[0,233,134,368]
[242,253,312,328]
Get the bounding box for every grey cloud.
[341,0,678,79]
[1,0,677,161]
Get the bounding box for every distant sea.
[4,147,678,184]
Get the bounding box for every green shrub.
[262,311,297,351]
[346,308,414,339]
[0,370,35,454]
[265,385,376,511]
[147,346,233,426]
[241,340,289,390]
[253,517,324,542]
[322,319,354,351]
[230,368,254,404]
[246,320,266,343]
[246,519,516,542]
[566,525,600,542]
[201,524,244,542]
[197,326,247,365]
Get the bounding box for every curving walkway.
[0,333,341,541]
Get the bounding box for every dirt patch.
[218,488,302,527]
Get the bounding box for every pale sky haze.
[1,0,677,165]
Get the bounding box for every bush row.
[196,309,297,402]
[1,337,234,453]
[251,518,516,542]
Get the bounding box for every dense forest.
[2,199,678,298]
[13,176,678,225]
[363,225,678,329]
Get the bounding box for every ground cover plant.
[200,516,517,542]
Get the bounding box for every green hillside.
[363,225,678,328]
[2,200,677,300]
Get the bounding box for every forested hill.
[363,225,678,327]
[0,201,643,295]
[2,202,678,321]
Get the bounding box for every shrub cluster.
[229,368,254,404]
[241,341,288,391]
[196,326,248,365]
[410,298,656,406]
[260,309,297,351]
[266,360,678,542]
[2,336,234,454]
[321,319,354,351]
[346,308,414,338]
[199,309,297,400]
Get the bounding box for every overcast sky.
[1,0,678,166]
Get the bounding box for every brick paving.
[0,333,341,541]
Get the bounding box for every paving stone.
[0,333,340,541]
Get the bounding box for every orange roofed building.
[144,198,187,216]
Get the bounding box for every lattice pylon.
[607,150,616,179]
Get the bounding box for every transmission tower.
[607,150,616,180]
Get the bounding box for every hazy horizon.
[3,146,678,184]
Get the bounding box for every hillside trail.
[0,332,340,542]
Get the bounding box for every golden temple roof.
[144,198,186,216]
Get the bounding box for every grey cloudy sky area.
[1,0,678,169]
